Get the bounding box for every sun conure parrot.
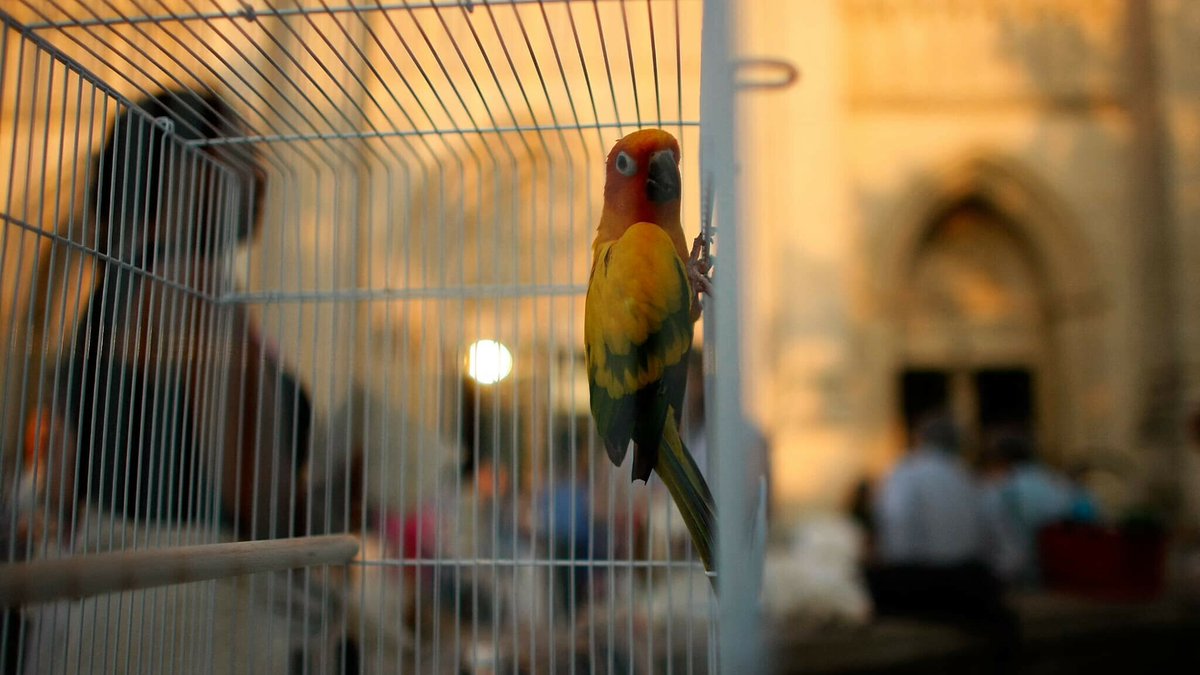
[584,128,716,572]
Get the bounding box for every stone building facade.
[739,0,1200,525]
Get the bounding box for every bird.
[584,128,717,572]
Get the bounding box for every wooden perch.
[0,534,359,608]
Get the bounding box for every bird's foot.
[688,234,714,295]
[688,234,713,321]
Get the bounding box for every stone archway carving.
[876,154,1104,321]
[871,153,1108,463]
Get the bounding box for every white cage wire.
[0,1,759,673]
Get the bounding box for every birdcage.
[0,1,761,673]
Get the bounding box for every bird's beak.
[645,150,680,204]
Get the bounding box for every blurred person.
[680,349,773,533]
[683,350,772,497]
[399,448,522,576]
[873,414,988,567]
[979,430,1091,585]
[437,448,533,575]
[16,88,337,675]
[76,89,309,538]
[1063,462,1101,523]
[847,476,876,558]
[419,450,557,670]
[866,412,1015,639]
[539,450,605,611]
[25,88,312,543]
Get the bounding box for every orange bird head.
[599,129,683,245]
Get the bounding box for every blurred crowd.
[841,407,1192,636]
[860,413,1098,606]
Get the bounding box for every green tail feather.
[656,410,717,574]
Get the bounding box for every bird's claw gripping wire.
[688,233,713,321]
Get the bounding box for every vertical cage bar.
[702,0,762,674]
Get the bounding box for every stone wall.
[740,0,1196,521]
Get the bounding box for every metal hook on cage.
[736,58,801,91]
[155,116,175,134]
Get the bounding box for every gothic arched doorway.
[898,197,1051,457]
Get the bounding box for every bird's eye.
[615,151,637,177]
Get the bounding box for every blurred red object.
[1037,522,1168,600]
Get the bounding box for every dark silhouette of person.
[53,89,311,540]
[866,413,1019,668]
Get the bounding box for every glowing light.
[467,339,513,385]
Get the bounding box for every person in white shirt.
[866,413,1014,638]
[874,415,989,566]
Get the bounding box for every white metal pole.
[702,0,762,673]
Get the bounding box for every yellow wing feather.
[585,222,692,400]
